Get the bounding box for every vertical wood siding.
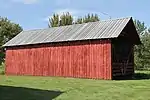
[5,40,112,79]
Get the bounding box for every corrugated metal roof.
[3,17,132,47]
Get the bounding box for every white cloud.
[11,0,39,4]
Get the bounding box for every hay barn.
[3,17,141,80]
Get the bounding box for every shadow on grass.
[133,72,150,80]
[0,85,63,100]
[113,72,150,80]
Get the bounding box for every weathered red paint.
[5,40,112,79]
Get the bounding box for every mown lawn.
[0,71,150,100]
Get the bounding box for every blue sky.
[0,0,149,30]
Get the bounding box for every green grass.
[0,71,150,100]
[0,62,5,75]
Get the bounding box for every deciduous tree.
[0,17,22,64]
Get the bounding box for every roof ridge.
[22,17,131,32]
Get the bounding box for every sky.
[0,0,149,30]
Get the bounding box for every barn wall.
[5,40,112,79]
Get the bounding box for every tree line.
[134,20,150,70]
[48,12,99,27]
[0,12,150,71]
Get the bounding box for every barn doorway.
[112,38,134,79]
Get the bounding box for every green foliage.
[135,32,150,70]
[0,51,5,64]
[76,13,100,24]
[76,17,83,24]
[134,70,150,79]
[48,14,59,27]
[0,16,22,65]
[0,62,5,75]
[0,17,23,46]
[134,19,147,36]
[48,12,73,27]
[48,12,100,27]
[134,20,150,70]
[60,12,73,26]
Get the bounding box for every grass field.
[0,71,150,100]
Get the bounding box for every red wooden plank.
[5,40,112,79]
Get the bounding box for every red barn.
[3,17,140,80]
